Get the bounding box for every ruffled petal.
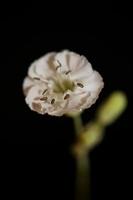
[25,86,46,114]
[23,77,34,96]
[28,52,56,80]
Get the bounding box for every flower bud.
[79,122,104,150]
[96,91,127,126]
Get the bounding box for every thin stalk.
[72,114,91,200]
[73,114,83,135]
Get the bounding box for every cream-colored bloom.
[23,50,104,116]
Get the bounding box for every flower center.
[39,60,84,103]
[53,76,75,94]
[50,60,75,94]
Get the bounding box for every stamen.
[64,94,70,100]
[40,96,48,101]
[77,83,84,88]
[42,89,48,95]
[33,77,40,80]
[55,60,62,70]
[56,66,61,70]
[65,70,71,75]
[51,98,55,104]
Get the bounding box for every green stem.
[73,114,83,135]
[75,153,90,200]
[72,114,90,200]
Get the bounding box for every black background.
[1,2,132,200]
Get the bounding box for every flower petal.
[70,57,93,81]
[28,52,56,80]
[23,77,34,96]
[25,86,46,114]
[54,50,70,72]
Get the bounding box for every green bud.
[80,122,104,150]
[96,91,127,126]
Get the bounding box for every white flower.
[23,50,104,116]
